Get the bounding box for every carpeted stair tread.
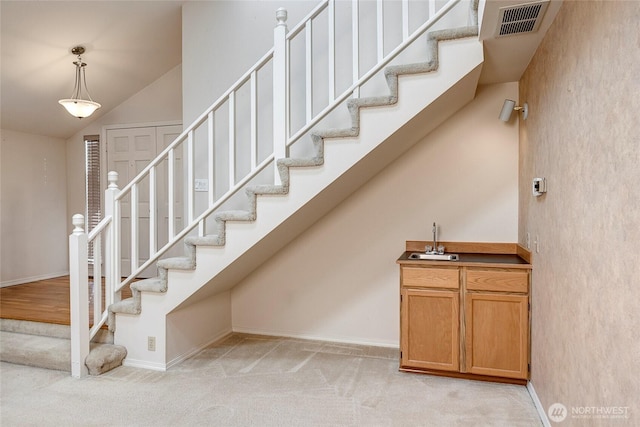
[0,319,70,339]
[0,319,114,344]
[85,343,127,375]
[0,330,125,375]
[157,256,195,270]
[215,210,256,222]
[109,298,140,315]
[185,234,224,246]
[246,184,288,196]
[0,330,71,372]
[131,277,166,293]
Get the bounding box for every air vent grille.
[496,1,549,37]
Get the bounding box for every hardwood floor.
[0,276,132,326]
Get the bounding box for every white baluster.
[328,0,335,102]
[352,0,360,98]
[187,130,194,223]
[250,72,258,170]
[229,90,236,187]
[69,214,89,377]
[402,0,409,41]
[130,183,138,272]
[92,234,102,332]
[273,7,288,186]
[168,150,175,241]
[305,20,313,122]
[149,166,157,257]
[104,172,118,306]
[207,111,215,207]
[377,0,384,62]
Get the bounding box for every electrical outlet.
[535,235,540,254]
[148,336,156,352]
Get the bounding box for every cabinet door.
[464,293,528,379]
[401,288,459,371]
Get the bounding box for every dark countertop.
[397,251,531,268]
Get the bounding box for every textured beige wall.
[520,1,640,425]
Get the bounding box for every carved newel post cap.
[275,8,288,26]
[72,214,85,234]
[107,171,119,189]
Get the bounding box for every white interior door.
[107,124,182,278]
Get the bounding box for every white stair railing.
[69,0,471,376]
[69,172,119,377]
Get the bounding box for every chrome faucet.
[427,222,445,254]
[432,222,437,252]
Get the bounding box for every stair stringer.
[112,36,484,370]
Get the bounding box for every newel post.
[104,171,120,306]
[69,214,89,378]
[273,7,288,185]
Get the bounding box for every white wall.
[0,129,68,285]
[231,82,519,346]
[0,64,181,286]
[182,1,318,126]
[166,291,232,367]
[181,0,474,124]
[182,1,321,216]
[66,65,183,234]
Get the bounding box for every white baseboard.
[165,329,233,370]
[123,329,396,372]
[122,358,167,372]
[231,326,399,349]
[527,381,551,427]
[0,271,69,288]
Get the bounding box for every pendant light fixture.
[58,46,101,119]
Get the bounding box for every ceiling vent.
[495,1,549,37]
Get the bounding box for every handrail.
[286,0,329,40]
[115,48,275,200]
[114,153,275,292]
[286,0,463,147]
[87,215,112,241]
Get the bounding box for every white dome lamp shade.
[58,46,101,119]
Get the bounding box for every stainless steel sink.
[409,252,459,261]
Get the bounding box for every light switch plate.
[195,179,209,192]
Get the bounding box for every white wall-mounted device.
[195,179,209,192]
[532,177,547,196]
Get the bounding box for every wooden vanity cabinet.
[464,269,529,380]
[399,258,531,383]
[400,267,459,372]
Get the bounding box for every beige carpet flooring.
[0,334,542,426]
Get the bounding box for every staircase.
[68,0,484,375]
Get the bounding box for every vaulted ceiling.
[1,1,183,139]
[1,0,561,140]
